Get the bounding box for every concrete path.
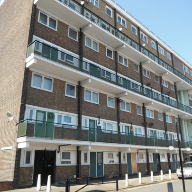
[5,173,178,192]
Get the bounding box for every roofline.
[104,0,192,69]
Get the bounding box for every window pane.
[119,55,123,64]
[29,110,33,120]
[121,102,125,110]
[137,106,141,114]
[85,90,91,101]
[132,26,136,34]
[108,97,114,107]
[86,37,91,48]
[150,110,154,118]
[62,152,70,159]
[84,153,87,163]
[57,115,62,124]
[40,12,47,25]
[25,151,31,164]
[37,112,44,122]
[43,77,52,90]
[64,116,71,123]
[93,41,98,51]
[107,49,113,58]
[66,84,75,96]
[92,92,98,103]
[106,8,111,16]
[33,74,42,88]
[126,103,130,111]
[69,28,77,40]
[146,109,150,117]
[124,58,128,66]
[49,17,56,29]
[107,123,113,130]
[117,16,121,23]
[169,116,172,123]
[108,153,113,159]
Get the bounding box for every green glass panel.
[18,121,27,137]
[90,65,101,78]
[51,47,58,62]
[42,44,51,59]
[46,112,55,139]
[35,110,46,138]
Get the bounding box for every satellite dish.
[169,146,174,150]
[7,111,13,121]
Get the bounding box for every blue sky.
[115,0,192,65]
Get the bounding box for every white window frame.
[106,5,112,17]
[56,113,73,125]
[85,36,99,52]
[171,83,175,91]
[160,153,166,162]
[146,108,154,119]
[103,121,114,131]
[158,112,163,121]
[68,27,78,41]
[158,130,165,139]
[151,40,156,49]
[134,127,144,136]
[162,78,168,88]
[140,31,148,43]
[138,153,145,163]
[131,25,137,35]
[166,115,172,123]
[107,152,114,163]
[84,152,88,163]
[84,89,99,104]
[65,83,76,98]
[120,101,131,112]
[38,11,58,31]
[122,153,126,163]
[184,66,189,74]
[149,153,153,162]
[24,150,32,165]
[107,96,115,108]
[134,63,139,73]
[117,14,127,28]
[189,94,192,100]
[158,45,164,55]
[154,74,159,83]
[31,72,53,92]
[143,68,151,79]
[89,0,99,7]
[137,105,142,116]
[106,47,113,59]
[61,151,71,164]
[167,53,171,60]
[118,54,129,67]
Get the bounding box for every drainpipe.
[76,146,81,178]
[119,152,122,178]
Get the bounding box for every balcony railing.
[18,119,192,149]
[56,0,192,86]
[27,40,192,115]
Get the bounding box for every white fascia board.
[104,0,191,68]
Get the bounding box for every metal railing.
[27,40,192,115]
[57,0,192,86]
[18,119,192,148]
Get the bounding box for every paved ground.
[5,173,178,192]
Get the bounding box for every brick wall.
[104,164,119,177]
[160,162,168,173]
[18,167,33,186]
[81,165,89,178]
[0,181,13,191]
[55,166,76,183]
[121,164,127,176]
[0,0,33,183]
[137,163,147,175]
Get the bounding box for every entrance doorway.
[172,154,178,171]
[127,153,137,175]
[153,153,161,172]
[33,150,56,185]
[90,152,103,177]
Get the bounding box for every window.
[161,154,166,162]
[167,53,171,60]
[84,153,88,163]
[166,115,172,123]
[158,112,163,121]
[175,117,178,124]
[66,83,76,98]
[184,66,189,74]
[85,89,99,104]
[117,14,126,28]
[138,153,145,162]
[146,109,154,118]
[171,84,174,91]
[106,48,113,59]
[149,153,153,162]
[189,94,192,100]
[147,129,156,137]
[121,101,131,112]
[107,96,115,108]
[119,55,128,67]
[103,122,113,130]
[107,153,114,163]
[191,71,192,76]
[25,151,31,164]
[137,105,142,115]
[131,25,137,35]
[68,27,78,41]
[158,45,164,55]
[162,79,168,88]
[143,68,151,78]
[106,6,112,17]
[89,0,99,7]
[56,114,72,125]
[61,152,71,164]
[155,75,159,83]
[39,11,57,30]
[151,40,156,49]
[64,116,71,124]
[158,131,165,139]
[134,63,139,73]
[85,36,99,51]
[122,153,126,163]
[134,127,144,136]
[140,32,148,43]
[32,73,53,92]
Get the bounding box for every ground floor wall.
[0,181,13,191]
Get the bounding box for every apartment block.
[1,0,192,189]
